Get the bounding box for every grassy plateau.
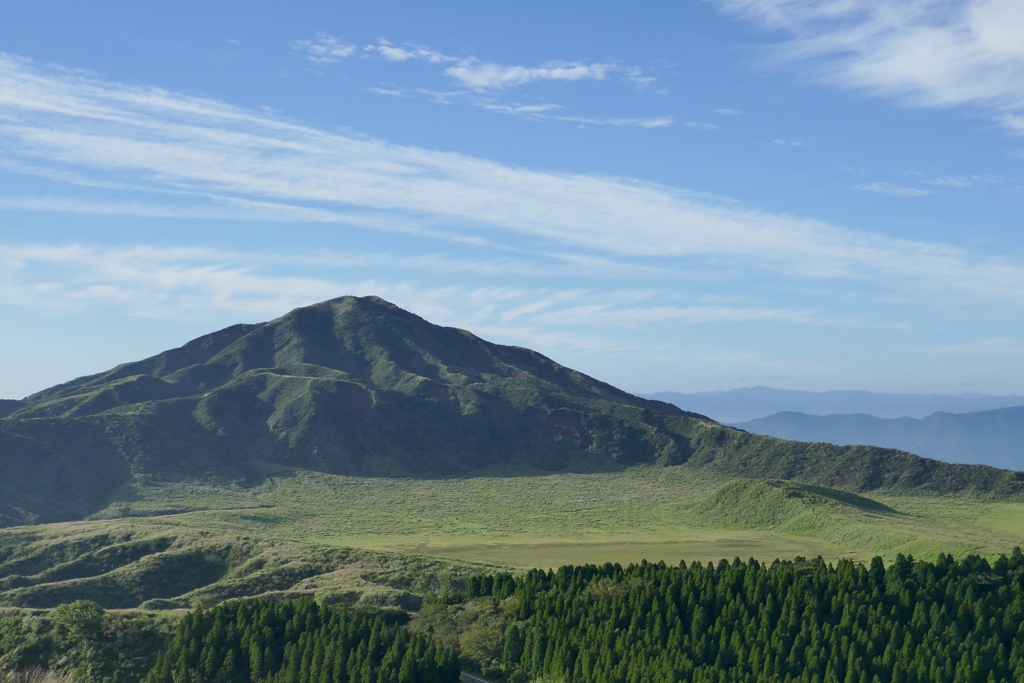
[1,464,1022,610]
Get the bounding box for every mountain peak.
[1,297,710,525]
[3,297,1019,529]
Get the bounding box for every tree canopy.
[465,549,1024,683]
[145,598,460,683]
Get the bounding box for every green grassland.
[1,465,1022,610]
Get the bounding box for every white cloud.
[305,37,662,126]
[452,96,679,129]
[0,243,837,361]
[1000,115,1024,132]
[525,303,823,328]
[554,114,678,129]
[924,174,999,188]
[361,38,647,91]
[364,87,411,98]
[773,138,811,147]
[927,176,975,188]
[608,116,677,129]
[475,101,564,117]
[854,182,934,197]
[0,244,343,319]
[714,0,1024,131]
[291,33,358,64]
[0,243,528,324]
[365,39,456,65]
[623,67,656,86]
[3,54,1024,307]
[446,60,616,90]
[715,108,742,115]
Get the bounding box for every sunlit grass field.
[97,465,1024,565]
[3,465,1023,609]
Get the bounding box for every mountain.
[646,387,1024,423]
[2,296,1022,528]
[0,400,22,418]
[733,408,1024,471]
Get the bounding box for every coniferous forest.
[144,599,460,683]
[457,551,1024,683]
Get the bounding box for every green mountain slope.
[1,296,1022,528]
[0,400,22,418]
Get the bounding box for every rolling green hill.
[2,296,1022,528]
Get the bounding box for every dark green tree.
[461,548,1024,683]
[144,599,458,683]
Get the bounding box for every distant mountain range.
[645,387,1024,423]
[2,296,1021,527]
[733,408,1024,471]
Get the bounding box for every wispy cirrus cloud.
[294,36,674,129]
[366,39,455,65]
[359,38,648,90]
[523,302,824,328]
[714,0,1024,132]
[291,32,358,64]
[924,174,1000,188]
[854,182,934,197]
[0,243,833,359]
[0,243,343,319]
[601,116,678,129]
[552,113,680,129]
[391,90,689,128]
[773,137,811,147]
[2,53,1024,308]
[1000,115,1024,133]
[363,87,410,98]
[473,101,564,116]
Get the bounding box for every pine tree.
[145,599,459,683]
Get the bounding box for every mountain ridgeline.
[645,387,1024,423]
[1,296,1022,527]
[733,409,1024,471]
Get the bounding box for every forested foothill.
[420,551,1024,683]
[2,551,1024,682]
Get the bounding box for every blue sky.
[2,0,1024,399]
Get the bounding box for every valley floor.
[2,465,1023,609]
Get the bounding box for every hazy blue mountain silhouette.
[733,408,1024,471]
[647,387,1024,423]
